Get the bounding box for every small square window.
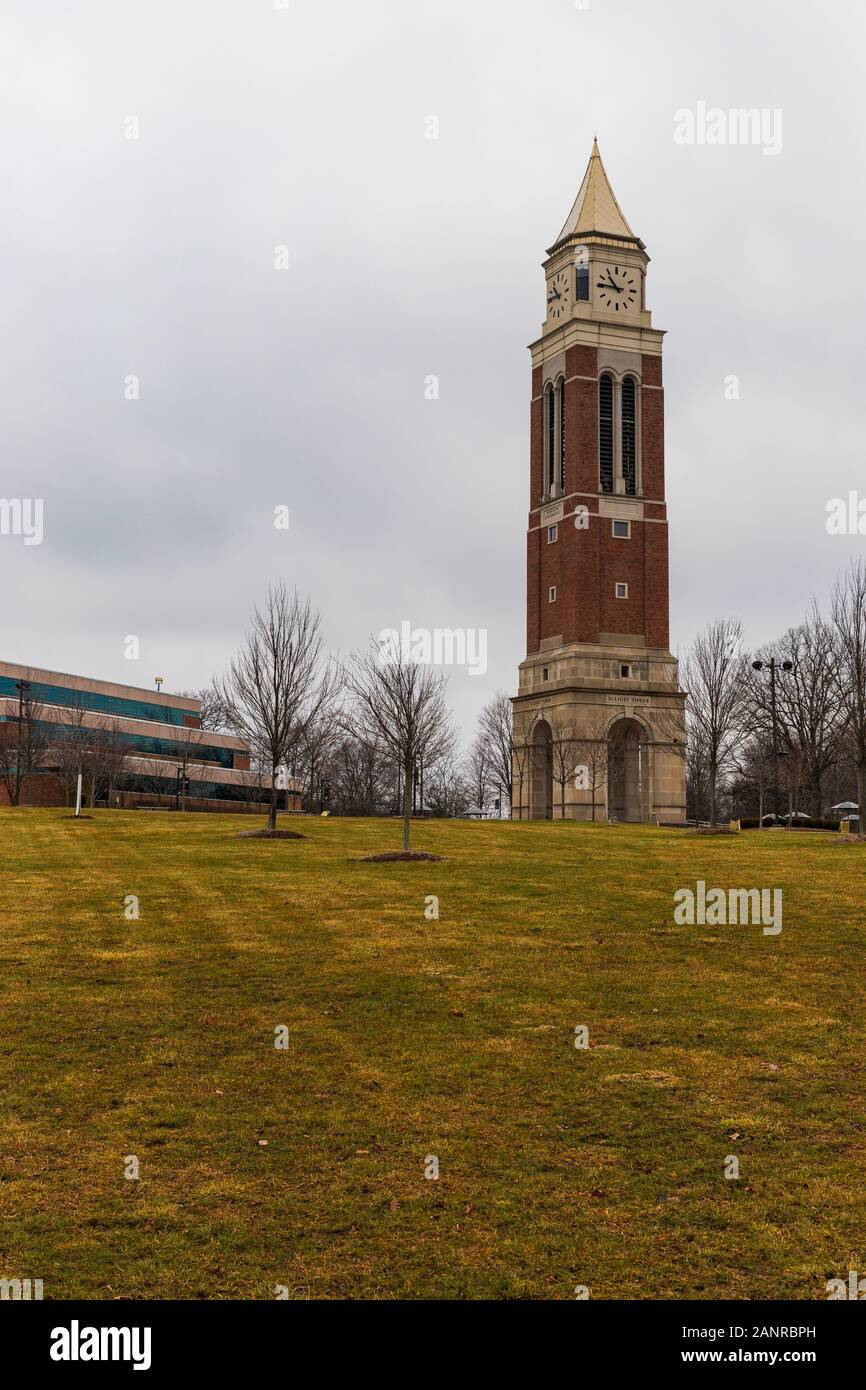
[615,582,628,599]
[612,519,630,539]
[548,524,558,543]
[620,664,631,678]
[549,586,557,603]
[542,666,550,682]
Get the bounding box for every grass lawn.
[1,808,864,1300]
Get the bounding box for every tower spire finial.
[552,138,638,249]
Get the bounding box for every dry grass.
[0,808,863,1300]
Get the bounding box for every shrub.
[739,817,837,832]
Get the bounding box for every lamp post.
[14,679,31,807]
[175,768,190,810]
[751,658,794,821]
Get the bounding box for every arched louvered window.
[556,376,566,494]
[545,383,555,496]
[599,373,614,494]
[622,376,637,496]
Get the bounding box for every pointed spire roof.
[551,139,640,249]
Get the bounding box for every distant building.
[0,660,301,812]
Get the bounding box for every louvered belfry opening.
[545,383,555,496]
[557,376,566,494]
[622,376,637,495]
[599,372,614,493]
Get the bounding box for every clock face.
[547,269,570,319]
[595,264,638,312]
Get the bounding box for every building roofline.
[0,660,200,712]
[0,695,246,751]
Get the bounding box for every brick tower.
[511,140,686,822]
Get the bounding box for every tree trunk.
[268,773,278,831]
[402,754,413,851]
[857,762,866,839]
[708,767,717,827]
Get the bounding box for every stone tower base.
[511,640,686,823]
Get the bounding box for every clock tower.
[512,140,686,822]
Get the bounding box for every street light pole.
[751,658,794,822]
[14,679,31,807]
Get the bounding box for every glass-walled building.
[0,660,301,812]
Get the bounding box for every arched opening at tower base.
[529,719,553,820]
[607,717,647,823]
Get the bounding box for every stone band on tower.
[511,140,687,823]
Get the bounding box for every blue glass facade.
[0,665,260,804]
[12,720,236,769]
[0,675,189,726]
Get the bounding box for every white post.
[74,772,83,818]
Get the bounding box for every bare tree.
[424,750,469,819]
[733,736,776,826]
[465,734,491,814]
[215,585,335,832]
[0,677,49,806]
[343,641,454,851]
[572,713,611,822]
[682,619,747,827]
[322,726,393,816]
[476,691,513,812]
[0,726,19,805]
[295,710,336,813]
[97,722,131,806]
[685,715,710,823]
[51,694,96,806]
[178,686,232,733]
[831,561,866,829]
[225,763,263,812]
[510,709,539,821]
[548,713,581,820]
[745,608,843,818]
[166,721,210,811]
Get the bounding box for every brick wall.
[525,345,670,654]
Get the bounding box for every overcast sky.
[1,0,864,736]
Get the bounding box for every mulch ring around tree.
[234,829,306,840]
[353,851,445,863]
